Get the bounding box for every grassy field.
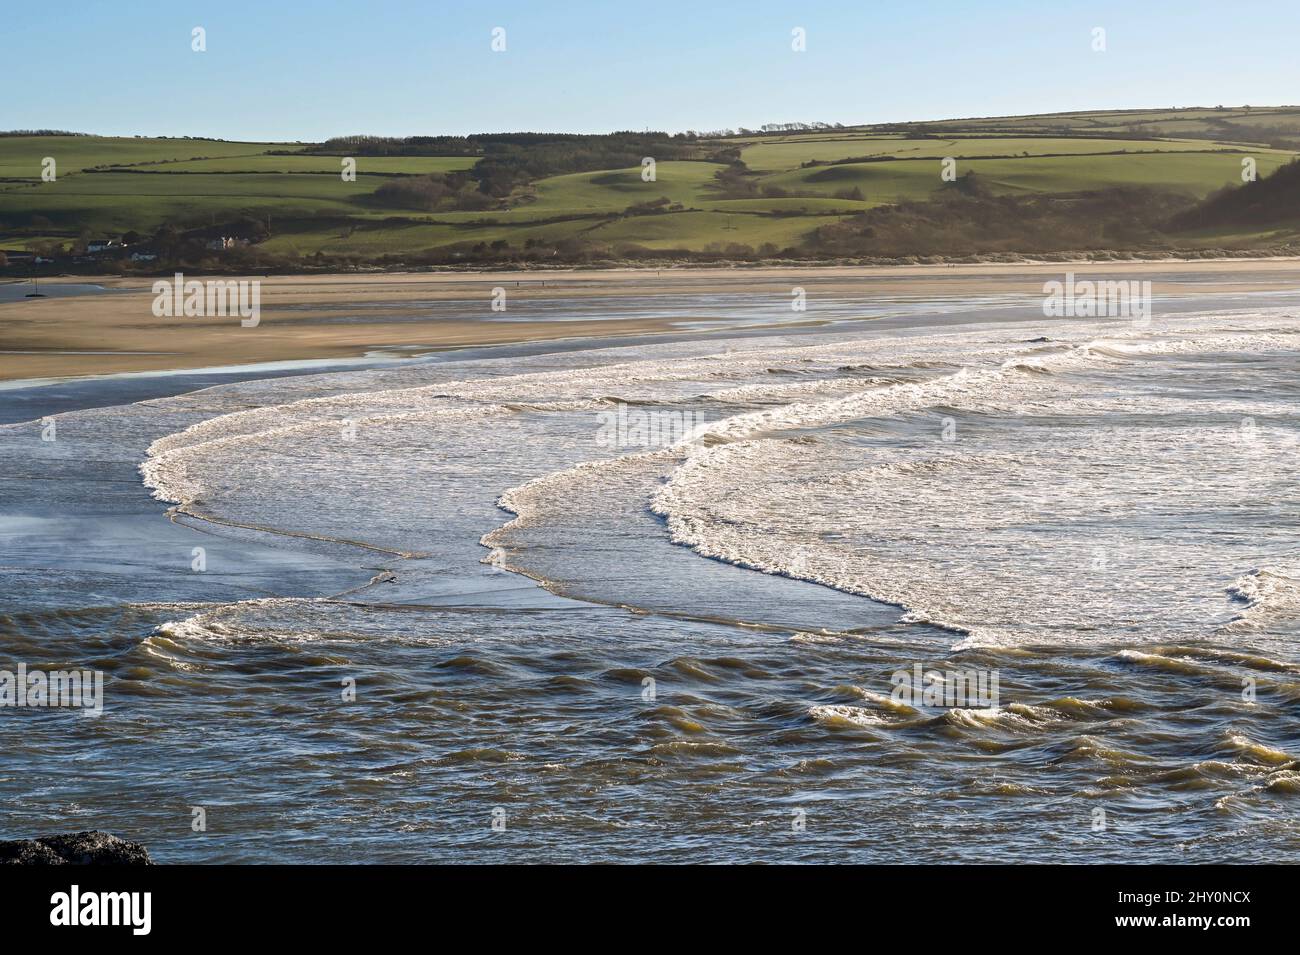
[523,161,725,213]
[3,106,1299,261]
[0,135,284,178]
[760,151,1296,204]
[0,172,396,235]
[109,155,479,175]
[886,106,1300,141]
[738,135,1237,172]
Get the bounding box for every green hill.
[3,106,1299,268]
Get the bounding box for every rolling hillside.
[3,105,1300,268]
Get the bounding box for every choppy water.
[2,290,1299,862]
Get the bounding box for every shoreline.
[4,259,1299,383]
[4,266,1298,865]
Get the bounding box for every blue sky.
[6,0,1297,140]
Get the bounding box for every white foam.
[126,306,1300,651]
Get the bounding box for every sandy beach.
[4,259,1300,382]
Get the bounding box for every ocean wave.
[142,403,513,512]
[642,319,1300,648]
[808,704,892,729]
[1223,733,1296,767]
[1225,564,1300,632]
[123,306,1300,654]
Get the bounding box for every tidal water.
[1,285,1298,862]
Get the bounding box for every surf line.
[165,502,427,560]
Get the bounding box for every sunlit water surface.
[2,291,1298,862]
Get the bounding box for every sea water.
[1,290,1297,862]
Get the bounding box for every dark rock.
[0,830,152,865]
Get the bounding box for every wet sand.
[3,259,1299,382]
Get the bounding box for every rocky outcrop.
[0,830,152,865]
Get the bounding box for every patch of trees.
[370,171,495,211]
[0,129,88,137]
[1170,159,1300,228]
[704,145,742,165]
[471,132,701,197]
[808,185,1195,256]
[712,159,761,198]
[623,196,682,216]
[296,131,705,198]
[292,135,482,157]
[1201,119,1300,151]
[758,122,845,133]
[709,156,866,203]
